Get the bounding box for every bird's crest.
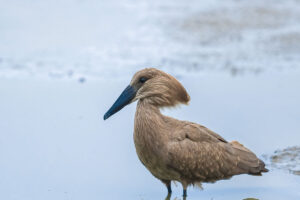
[130,68,190,107]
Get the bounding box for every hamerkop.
[103,68,268,197]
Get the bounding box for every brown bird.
[103,68,268,197]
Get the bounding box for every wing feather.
[167,123,267,182]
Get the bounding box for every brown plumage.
[104,68,268,197]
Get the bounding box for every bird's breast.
[134,128,163,168]
[134,127,178,180]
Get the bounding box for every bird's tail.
[230,141,269,175]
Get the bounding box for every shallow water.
[1,0,300,199]
[0,70,300,200]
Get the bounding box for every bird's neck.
[134,99,168,162]
[135,99,163,127]
[134,100,170,169]
[134,99,166,139]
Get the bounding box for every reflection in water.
[164,195,259,200]
[164,193,171,200]
[243,198,259,200]
[164,194,185,200]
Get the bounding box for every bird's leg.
[161,180,172,194]
[181,181,188,197]
[167,183,172,194]
[183,189,187,197]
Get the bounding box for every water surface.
[1,70,299,200]
[0,0,300,199]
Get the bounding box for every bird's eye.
[139,77,147,83]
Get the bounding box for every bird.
[103,68,268,198]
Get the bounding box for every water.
[1,70,300,200]
[0,0,300,199]
[1,0,300,79]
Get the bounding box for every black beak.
[103,85,136,120]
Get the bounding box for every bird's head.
[103,68,190,120]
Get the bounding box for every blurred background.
[0,0,299,199]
